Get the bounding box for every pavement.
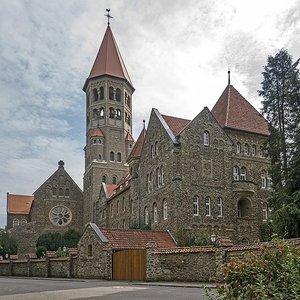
[132,281,216,289]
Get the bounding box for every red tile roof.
[100,228,177,250]
[90,127,104,137]
[212,85,269,136]
[127,127,146,161]
[161,114,190,136]
[125,131,135,142]
[7,194,34,215]
[105,184,117,198]
[84,25,132,90]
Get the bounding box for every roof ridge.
[225,85,230,126]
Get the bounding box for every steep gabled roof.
[103,183,117,199]
[7,194,34,215]
[161,114,191,136]
[100,228,177,250]
[127,127,146,161]
[125,131,135,142]
[212,84,269,136]
[90,127,104,137]
[84,25,133,91]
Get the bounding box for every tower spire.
[228,69,231,85]
[105,8,113,25]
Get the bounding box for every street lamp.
[211,232,217,246]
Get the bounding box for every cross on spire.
[105,9,113,25]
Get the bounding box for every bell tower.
[83,17,135,225]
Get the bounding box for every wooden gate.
[112,249,146,281]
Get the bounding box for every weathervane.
[105,9,113,25]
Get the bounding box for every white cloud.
[0,0,299,228]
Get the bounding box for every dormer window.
[204,131,210,146]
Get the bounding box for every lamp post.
[211,232,216,246]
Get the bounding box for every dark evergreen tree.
[0,230,17,257]
[259,49,300,187]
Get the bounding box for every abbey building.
[6,22,272,252]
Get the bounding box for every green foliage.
[36,245,47,258]
[36,229,81,251]
[0,229,17,257]
[55,247,67,257]
[176,229,212,247]
[62,229,81,248]
[129,221,151,230]
[260,221,274,242]
[209,238,300,299]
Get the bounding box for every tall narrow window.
[109,107,114,118]
[112,176,117,184]
[156,167,161,187]
[52,187,57,196]
[163,199,168,220]
[65,188,70,197]
[244,143,249,155]
[99,87,104,100]
[193,196,199,216]
[59,188,63,197]
[252,145,257,156]
[93,109,98,119]
[127,95,131,107]
[109,87,114,100]
[233,166,239,181]
[240,167,247,181]
[116,109,121,120]
[102,175,107,183]
[116,88,121,101]
[153,203,158,223]
[261,170,267,189]
[236,142,241,154]
[88,244,93,257]
[267,174,272,190]
[204,131,210,146]
[144,207,149,225]
[93,88,98,102]
[147,174,150,193]
[100,107,104,118]
[205,197,211,217]
[150,172,153,191]
[110,152,115,161]
[154,141,158,156]
[117,152,121,162]
[217,197,223,217]
[262,203,268,221]
[13,219,19,227]
[160,165,164,185]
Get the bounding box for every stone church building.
[6,21,272,252]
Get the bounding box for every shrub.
[0,230,17,256]
[208,238,300,299]
[55,247,67,257]
[36,245,47,258]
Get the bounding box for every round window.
[49,205,72,226]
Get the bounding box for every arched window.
[236,142,241,154]
[205,197,211,216]
[100,107,104,118]
[98,154,102,160]
[109,87,114,100]
[154,141,158,156]
[156,167,161,187]
[160,165,164,185]
[116,88,121,101]
[163,199,168,220]
[13,219,19,227]
[149,172,153,191]
[153,203,158,223]
[59,188,63,197]
[237,198,251,218]
[261,170,267,189]
[102,175,107,183]
[204,131,210,146]
[65,188,70,197]
[21,219,27,225]
[93,88,98,101]
[99,87,104,100]
[127,115,131,125]
[217,197,223,217]
[52,187,57,196]
[144,207,149,225]
[193,196,199,216]
[116,109,121,120]
[127,95,131,108]
[117,152,121,162]
[93,109,98,119]
[109,107,114,118]
[233,166,239,181]
[252,145,257,156]
[112,176,117,184]
[110,152,115,161]
[147,174,150,193]
[244,143,249,155]
[88,244,93,257]
[240,167,247,181]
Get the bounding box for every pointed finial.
[58,160,64,168]
[228,69,231,85]
[143,120,145,129]
[105,9,113,25]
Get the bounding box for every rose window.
[49,205,72,226]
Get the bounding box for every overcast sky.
[0,0,299,228]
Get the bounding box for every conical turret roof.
[83,25,133,91]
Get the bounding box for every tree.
[62,229,81,248]
[0,229,17,257]
[258,49,300,188]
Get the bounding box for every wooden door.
[112,249,146,281]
